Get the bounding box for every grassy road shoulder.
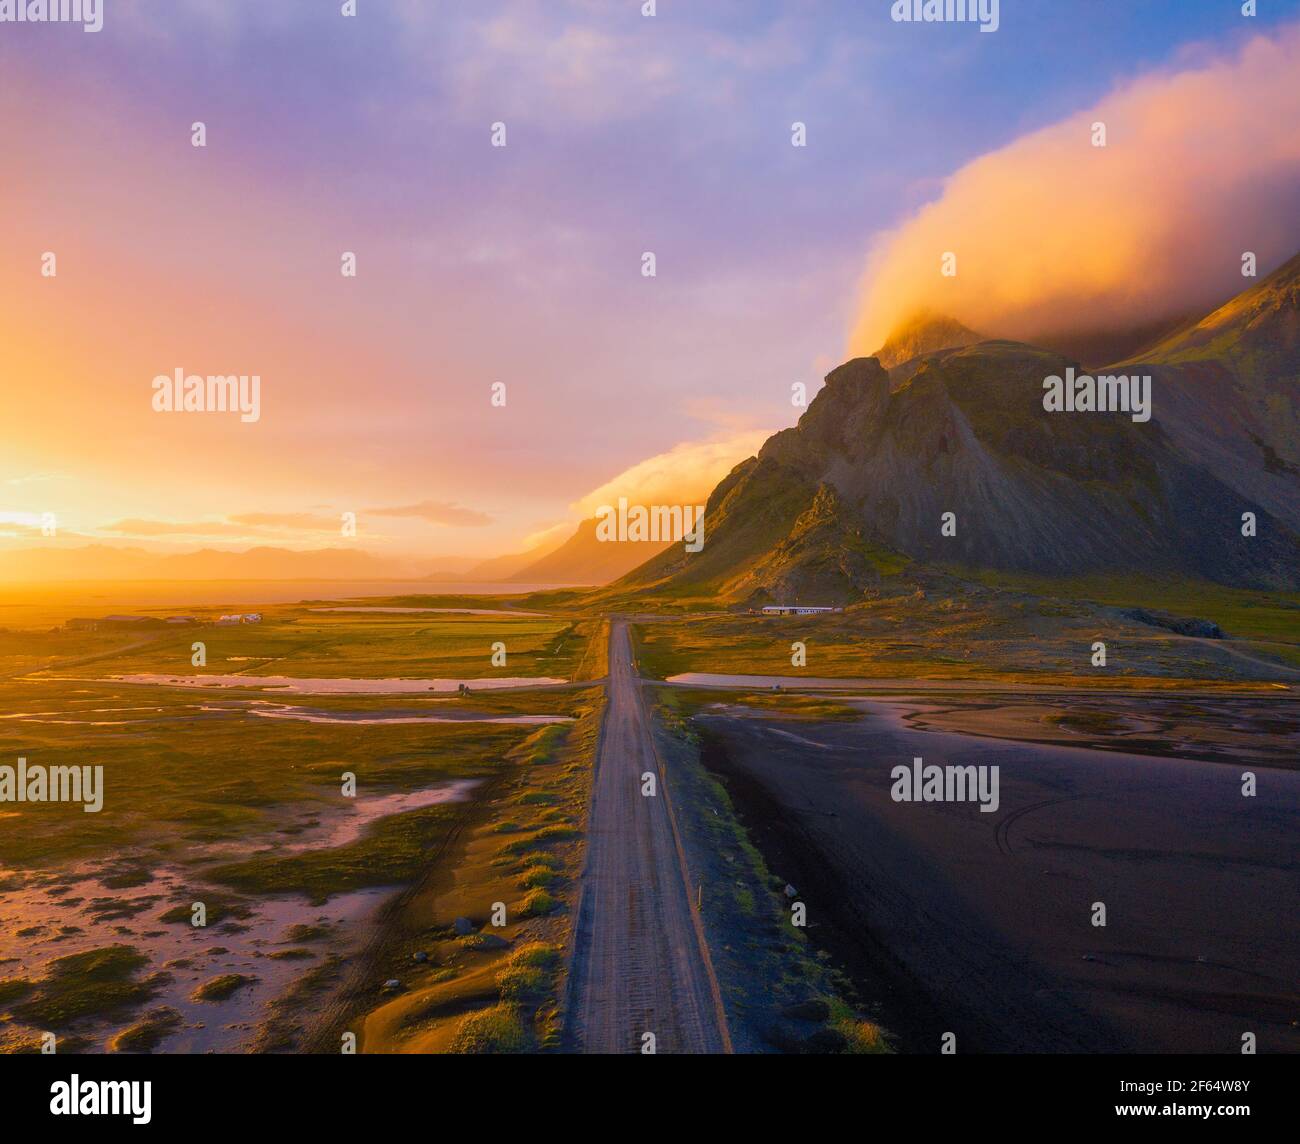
[307,683,606,1053]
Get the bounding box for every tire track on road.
[566,620,731,1054]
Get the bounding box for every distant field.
[3,607,603,683]
[0,582,589,630]
[958,570,1300,646]
[631,580,1300,686]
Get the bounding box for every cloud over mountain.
[848,24,1300,355]
[570,430,770,519]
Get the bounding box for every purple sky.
[1,0,1296,562]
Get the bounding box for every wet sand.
[102,673,567,694]
[244,701,571,726]
[696,695,1300,1053]
[0,781,478,1053]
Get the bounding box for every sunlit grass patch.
[508,942,561,970]
[495,965,547,1001]
[517,865,560,890]
[518,888,557,917]
[448,1002,531,1053]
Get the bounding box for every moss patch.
[191,973,257,1003]
[209,805,461,904]
[109,1006,183,1053]
[13,946,158,1029]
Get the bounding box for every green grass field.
[958,570,1300,652]
[15,609,596,682]
[631,576,1300,686]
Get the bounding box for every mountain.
[507,516,672,585]
[874,311,982,373]
[619,260,1300,601]
[463,545,561,582]
[1119,250,1300,527]
[1028,314,1194,372]
[875,310,1190,378]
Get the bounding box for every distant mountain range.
[616,252,1300,602]
[0,544,423,582]
[0,527,666,587]
[0,525,661,586]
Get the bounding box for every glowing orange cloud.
[570,430,769,519]
[848,24,1300,354]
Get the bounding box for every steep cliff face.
[618,262,1300,600]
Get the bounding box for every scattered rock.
[783,883,798,899]
[1122,607,1224,639]
[381,979,403,993]
[452,917,475,936]
[412,951,429,963]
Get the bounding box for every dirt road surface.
[567,621,731,1054]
